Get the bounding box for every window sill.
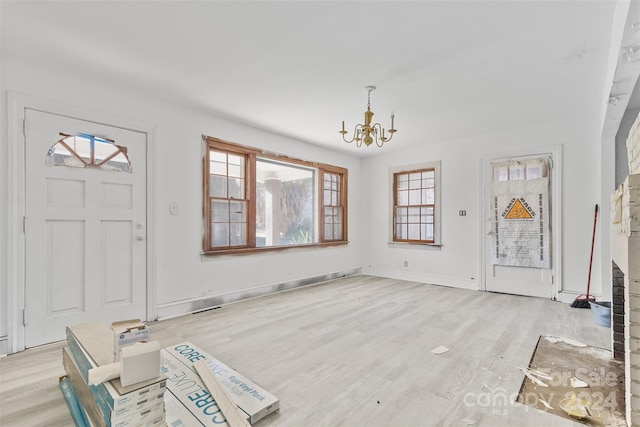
[201,241,349,257]
[387,242,443,250]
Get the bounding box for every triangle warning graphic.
[504,198,533,219]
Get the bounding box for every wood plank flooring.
[0,275,611,426]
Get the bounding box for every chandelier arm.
[376,122,396,144]
[342,124,364,144]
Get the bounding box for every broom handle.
[586,204,598,299]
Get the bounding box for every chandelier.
[340,85,397,147]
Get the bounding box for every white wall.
[361,117,609,302]
[0,55,363,349]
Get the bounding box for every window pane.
[397,190,409,206]
[324,189,331,204]
[333,224,342,240]
[210,151,227,175]
[324,206,333,221]
[210,175,227,198]
[426,224,434,240]
[409,173,421,189]
[212,200,229,222]
[421,224,434,240]
[423,177,434,188]
[527,166,542,179]
[228,177,244,199]
[101,152,132,172]
[212,223,229,247]
[509,165,525,180]
[408,224,420,239]
[396,223,406,239]
[422,188,434,204]
[229,200,246,223]
[47,142,83,168]
[408,207,420,222]
[256,159,316,247]
[495,166,508,182]
[396,207,407,223]
[324,207,343,241]
[230,223,245,246]
[397,174,409,190]
[228,155,244,178]
[409,189,421,205]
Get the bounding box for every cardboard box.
[163,342,279,424]
[66,322,167,412]
[120,341,161,387]
[112,319,150,362]
[164,387,211,427]
[63,347,166,427]
[162,352,230,426]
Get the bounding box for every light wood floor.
[0,275,611,427]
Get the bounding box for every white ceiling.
[1,1,635,157]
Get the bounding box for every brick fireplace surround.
[611,173,640,426]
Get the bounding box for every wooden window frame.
[390,161,441,246]
[202,136,348,255]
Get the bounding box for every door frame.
[479,145,563,300]
[7,92,157,354]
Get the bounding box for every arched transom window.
[46,132,132,172]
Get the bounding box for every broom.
[571,204,598,308]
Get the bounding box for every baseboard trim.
[361,267,479,291]
[157,268,362,320]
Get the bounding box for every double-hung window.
[203,136,348,254]
[391,161,441,245]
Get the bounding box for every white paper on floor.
[430,345,450,355]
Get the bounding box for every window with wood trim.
[391,161,441,245]
[322,172,343,241]
[203,136,348,254]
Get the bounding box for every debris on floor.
[516,335,625,426]
[431,345,450,355]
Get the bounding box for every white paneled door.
[24,109,147,347]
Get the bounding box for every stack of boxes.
[60,321,280,426]
[61,320,166,427]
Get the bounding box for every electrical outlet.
[459,210,466,216]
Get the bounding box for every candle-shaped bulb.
[342,121,345,132]
[391,112,395,129]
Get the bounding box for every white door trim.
[7,92,157,354]
[479,144,563,299]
